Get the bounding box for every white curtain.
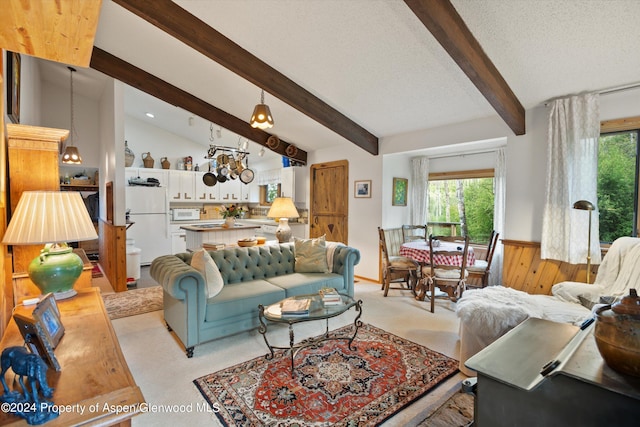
[256,168,281,185]
[491,148,506,286]
[410,157,429,225]
[541,93,601,265]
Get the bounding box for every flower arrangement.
[218,204,243,218]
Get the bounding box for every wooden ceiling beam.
[90,47,307,164]
[404,0,525,135]
[111,0,378,155]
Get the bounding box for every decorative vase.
[224,217,235,228]
[142,152,154,168]
[124,140,135,167]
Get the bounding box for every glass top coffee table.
[258,293,363,377]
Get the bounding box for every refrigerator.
[125,186,171,265]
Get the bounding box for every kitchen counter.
[180,223,260,232]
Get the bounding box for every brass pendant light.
[250,89,274,129]
[61,66,82,164]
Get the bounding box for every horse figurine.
[0,346,58,424]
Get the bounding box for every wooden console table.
[0,288,145,426]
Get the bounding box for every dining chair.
[402,224,427,243]
[467,231,499,288]
[378,227,419,297]
[420,234,469,313]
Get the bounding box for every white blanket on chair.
[553,237,640,304]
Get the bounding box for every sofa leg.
[186,347,194,358]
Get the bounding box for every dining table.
[399,240,476,267]
[400,240,476,302]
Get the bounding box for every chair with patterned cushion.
[467,230,499,288]
[402,224,427,243]
[420,235,469,313]
[379,227,419,297]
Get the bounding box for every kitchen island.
[181,222,261,251]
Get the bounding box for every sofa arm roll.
[150,255,206,300]
[332,246,361,297]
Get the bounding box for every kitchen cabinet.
[170,224,188,254]
[169,170,196,202]
[280,167,307,203]
[241,180,259,203]
[195,172,221,202]
[125,167,169,187]
[219,179,242,203]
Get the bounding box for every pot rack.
[205,144,250,160]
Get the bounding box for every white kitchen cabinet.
[280,167,307,203]
[171,224,188,254]
[168,170,196,202]
[219,179,242,203]
[194,172,221,202]
[240,180,258,203]
[126,167,169,187]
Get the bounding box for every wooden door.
[309,160,348,243]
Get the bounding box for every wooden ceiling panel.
[0,0,102,67]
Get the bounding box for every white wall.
[40,81,100,167]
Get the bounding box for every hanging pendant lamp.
[250,89,274,129]
[62,66,82,164]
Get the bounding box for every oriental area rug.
[102,286,163,319]
[194,323,459,426]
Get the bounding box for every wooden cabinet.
[7,124,68,274]
[168,170,196,202]
[280,167,307,203]
[0,288,145,426]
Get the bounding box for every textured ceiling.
[41,0,640,157]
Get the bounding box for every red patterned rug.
[194,323,459,426]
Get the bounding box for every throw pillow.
[294,235,329,273]
[191,249,224,298]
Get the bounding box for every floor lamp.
[573,200,595,284]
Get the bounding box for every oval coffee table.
[258,293,363,377]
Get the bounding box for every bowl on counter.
[237,238,258,247]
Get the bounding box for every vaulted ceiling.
[10,1,640,160]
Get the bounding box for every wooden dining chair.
[420,235,469,313]
[467,230,499,288]
[402,224,427,243]
[378,227,419,297]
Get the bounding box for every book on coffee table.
[281,298,311,316]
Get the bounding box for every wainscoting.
[503,239,603,295]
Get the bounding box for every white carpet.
[111,281,466,426]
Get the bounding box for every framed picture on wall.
[6,51,21,124]
[354,180,371,198]
[392,177,408,206]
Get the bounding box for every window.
[428,169,494,244]
[259,183,281,205]
[597,123,639,242]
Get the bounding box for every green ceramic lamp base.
[28,243,82,299]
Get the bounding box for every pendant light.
[61,66,82,164]
[249,89,274,129]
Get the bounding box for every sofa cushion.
[205,280,286,322]
[294,235,329,273]
[267,272,345,296]
[191,248,224,298]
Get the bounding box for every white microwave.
[172,208,201,221]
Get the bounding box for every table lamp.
[2,191,98,299]
[573,200,595,284]
[267,197,299,243]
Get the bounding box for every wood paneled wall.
[99,218,127,292]
[502,239,601,295]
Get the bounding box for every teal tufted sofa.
[150,242,360,357]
